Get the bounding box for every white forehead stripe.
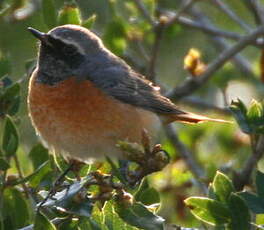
[49,34,86,55]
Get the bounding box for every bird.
[27,24,227,161]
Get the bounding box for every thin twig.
[209,36,255,79]
[242,0,264,25]
[147,0,197,82]
[166,25,264,100]
[19,217,67,230]
[14,155,31,199]
[179,96,231,116]
[212,0,251,32]
[188,7,256,79]
[147,23,164,82]
[234,135,264,190]
[37,163,73,212]
[131,0,156,27]
[167,0,197,24]
[164,124,207,194]
[166,14,242,41]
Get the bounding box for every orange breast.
[28,69,160,160]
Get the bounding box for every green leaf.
[3,188,30,228]
[228,193,250,230]
[135,187,160,206]
[2,83,20,100]
[2,116,19,157]
[212,171,234,204]
[34,212,56,230]
[55,218,79,230]
[0,157,10,170]
[91,205,109,230]
[105,156,127,185]
[58,3,82,26]
[247,100,264,133]
[104,201,137,230]
[29,144,49,170]
[184,197,231,226]
[42,0,57,29]
[247,99,263,121]
[82,14,96,29]
[79,217,103,230]
[230,99,250,133]
[29,161,52,188]
[0,82,20,115]
[115,201,165,230]
[208,183,217,200]
[238,191,264,214]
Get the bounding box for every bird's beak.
[28,27,49,44]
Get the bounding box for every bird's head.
[28,25,108,85]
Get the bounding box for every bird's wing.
[86,65,228,124]
[88,66,183,114]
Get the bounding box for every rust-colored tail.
[163,112,231,124]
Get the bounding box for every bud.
[184,48,206,77]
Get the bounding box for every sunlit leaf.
[82,14,96,29]
[212,171,234,204]
[185,197,230,226]
[115,201,165,230]
[247,99,263,121]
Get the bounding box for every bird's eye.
[62,45,77,56]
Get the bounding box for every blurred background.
[0,0,264,228]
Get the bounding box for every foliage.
[0,0,264,230]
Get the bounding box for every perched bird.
[28,24,226,160]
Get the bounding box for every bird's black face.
[28,27,85,85]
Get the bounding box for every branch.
[212,0,251,32]
[131,0,156,27]
[234,135,264,190]
[166,25,264,100]
[164,125,207,194]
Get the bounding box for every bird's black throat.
[36,42,85,85]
